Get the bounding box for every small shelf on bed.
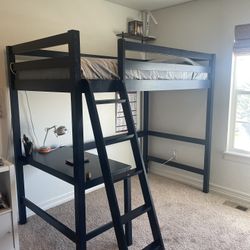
[116,33,156,42]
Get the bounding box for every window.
[229,53,250,153]
[228,24,250,155]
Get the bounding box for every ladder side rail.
[143,91,149,172]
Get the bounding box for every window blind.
[234,24,250,53]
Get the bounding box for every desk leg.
[124,178,132,246]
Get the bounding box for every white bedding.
[17,57,208,81]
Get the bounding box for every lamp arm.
[43,125,56,147]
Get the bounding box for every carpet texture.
[19,174,250,249]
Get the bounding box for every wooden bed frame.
[6,30,215,249]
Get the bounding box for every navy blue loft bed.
[7,30,215,250]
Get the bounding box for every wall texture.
[149,0,250,200]
[0,0,139,210]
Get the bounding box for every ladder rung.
[104,133,134,146]
[86,203,151,241]
[143,241,164,250]
[86,221,113,241]
[121,204,151,225]
[95,99,126,105]
[113,169,143,183]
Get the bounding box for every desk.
[19,146,132,246]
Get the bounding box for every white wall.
[149,0,250,199]
[0,0,139,209]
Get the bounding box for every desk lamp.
[38,125,67,154]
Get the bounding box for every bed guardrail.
[122,40,213,61]
[8,30,81,92]
[118,38,214,92]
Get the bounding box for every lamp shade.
[55,126,67,136]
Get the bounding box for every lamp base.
[37,146,52,154]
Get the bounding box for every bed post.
[143,92,149,172]
[68,30,86,249]
[6,46,27,224]
[203,54,215,193]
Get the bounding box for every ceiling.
[106,0,194,11]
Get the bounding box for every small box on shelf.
[116,19,156,42]
[128,20,143,36]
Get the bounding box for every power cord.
[24,91,40,148]
[161,151,176,166]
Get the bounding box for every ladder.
[84,80,165,250]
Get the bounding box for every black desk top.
[26,146,131,188]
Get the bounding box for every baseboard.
[150,165,250,205]
[27,184,104,217]
[210,183,250,205]
[150,164,202,189]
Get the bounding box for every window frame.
[227,52,250,155]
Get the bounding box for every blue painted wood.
[124,39,213,61]
[68,30,87,250]
[143,92,149,172]
[84,80,128,250]
[148,155,204,175]
[6,46,27,225]
[7,29,215,249]
[148,130,206,145]
[24,198,76,242]
[203,54,216,193]
[12,31,72,54]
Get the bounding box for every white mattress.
[17,57,208,81]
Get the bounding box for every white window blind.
[234,24,250,53]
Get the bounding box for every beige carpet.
[19,174,250,250]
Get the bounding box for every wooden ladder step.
[86,203,151,241]
[121,204,151,224]
[95,99,126,105]
[112,169,144,183]
[104,133,134,145]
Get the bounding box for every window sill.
[223,151,250,164]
